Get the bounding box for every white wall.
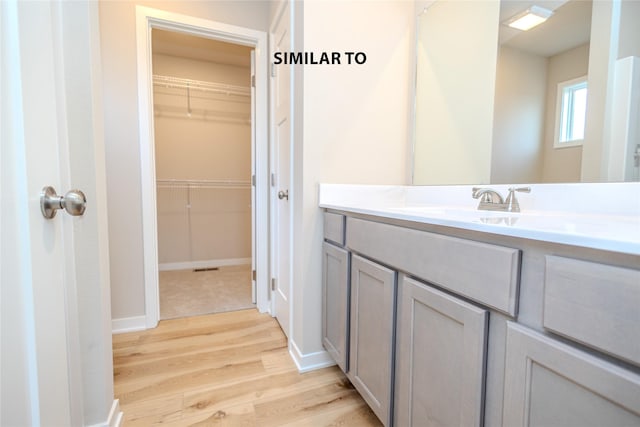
[98,1,268,321]
[542,43,590,183]
[491,46,547,184]
[618,0,640,60]
[582,0,619,181]
[153,53,251,266]
[101,0,413,366]
[609,1,640,182]
[292,0,414,359]
[413,0,500,185]
[607,56,640,182]
[582,0,640,182]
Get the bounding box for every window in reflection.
[555,76,587,148]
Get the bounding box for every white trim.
[158,257,251,272]
[554,139,584,149]
[87,399,122,427]
[135,6,270,330]
[553,75,588,149]
[286,0,296,349]
[268,2,280,323]
[608,56,640,181]
[50,1,85,423]
[289,339,336,373]
[111,316,147,334]
[269,0,294,338]
[136,6,160,330]
[107,399,123,427]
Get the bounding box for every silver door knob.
[40,186,87,219]
[278,190,289,200]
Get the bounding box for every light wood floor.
[113,308,381,426]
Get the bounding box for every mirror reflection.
[413,0,640,185]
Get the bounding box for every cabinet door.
[349,254,396,426]
[395,276,488,427]
[322,242,349,372]
[503,322,640,427]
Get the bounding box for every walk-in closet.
[152,29,254,320]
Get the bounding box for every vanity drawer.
[346,217,520,315]
[543,255,640,366]
[324,212,345,246]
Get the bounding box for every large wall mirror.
[412,0,640,185]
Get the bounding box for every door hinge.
[271,278,276,291]
[252,174,256,186]
[252,270,257,281]
[271,173,276,187]
[251,74,255,88]
[271,63,276,78]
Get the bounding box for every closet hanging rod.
[153,75,250,98]
[156,178,251,189]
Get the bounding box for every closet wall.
[152,30,252,270]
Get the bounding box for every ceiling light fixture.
[505,5,554,31]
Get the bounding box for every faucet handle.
[505,187,531,212]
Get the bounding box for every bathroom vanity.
[319,184,640,427]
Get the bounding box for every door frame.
[135,6,270,328]
[269,0,294,335]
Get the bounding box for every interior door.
[1,1,109,425]
[271,3,292,337]
[2,1,77,424]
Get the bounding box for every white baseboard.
[158,257,251,272]
[289,339,336,373]
[108,399,123,427]
[112,315,146,334]
[87,399,122,427]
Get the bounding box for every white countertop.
[319,183,640,255]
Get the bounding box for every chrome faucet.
[472,187,504,204]
[472,187,530,212]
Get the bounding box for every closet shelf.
[153,75,250,98]
[157,179,251,189]
[153,105,250,124]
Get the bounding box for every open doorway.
[136,7,270,329]
[151,30,254,320]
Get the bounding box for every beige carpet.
[159,264,255,320]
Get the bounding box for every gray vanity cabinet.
[321,241,350,372]
[395,276,488,427]
[503,322,640,426]
[349,254,397,426]
[322,209,640,427]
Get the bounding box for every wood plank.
[277,401,381,427]
[182,367,342,417]
[113,308,381,426]
[253,378,365,427]
[161,402,257,427]
[114,339,285,385]
[115,393,183,426]
[113,321,282,364]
